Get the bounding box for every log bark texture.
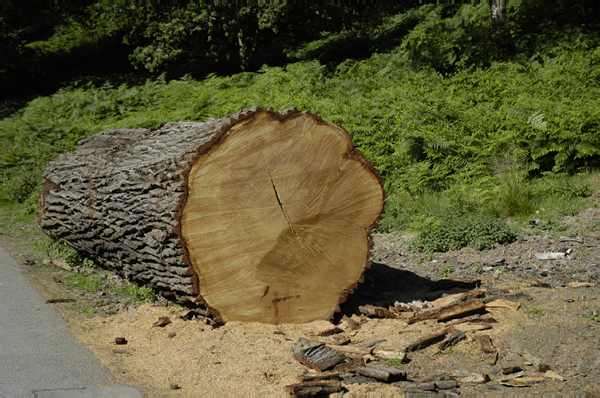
[39,107,385,324]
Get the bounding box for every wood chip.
[486,352,498,365]
[477,335,497,354]
[115,337,127,345]
[502,366,523,375]
[152,316,171,327]
[545,370,565,381]
[373,349,408,362]
[568,282,596,288]
[359,305,398,319]
[53,276,61,283]
[512,377,544,385]
[340,316,359,332]
[454,373,489,384]
[485,299,521,311]
[285,380,343,395]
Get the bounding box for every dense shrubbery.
[2,3,600,252]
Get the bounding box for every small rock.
[560,236,584,243]
[485,258,505,267]
[127,306,138,316]
[115,337,127,345]
[534,252,566,260]
[583,308,598,318]
[170,384,180,390]
[168,333,176,338]
[436,379,458,389]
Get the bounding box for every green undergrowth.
[2,4,600,255]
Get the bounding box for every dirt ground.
[2,194,599,396]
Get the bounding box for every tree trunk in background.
[489,0,507,29]
[39,107,386,324]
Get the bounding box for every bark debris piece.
[292,338,345,372]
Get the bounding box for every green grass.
[522,306,544,316]
[384,358,404,368]
[440,264,455,278]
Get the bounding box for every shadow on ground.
[336,262,480,321]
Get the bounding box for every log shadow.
[336,262,480,321]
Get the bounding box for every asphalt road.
[0,247,142,397]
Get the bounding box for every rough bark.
[488,0,507,30]
[39,106,385,324]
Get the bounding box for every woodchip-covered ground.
[2,193,599,396]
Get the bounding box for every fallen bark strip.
[407,299,486,324]
[297,371,339,382]
[405,327,456,352]
[357,365,407,382]
[439,330,466,350]
[46,299,76,303]
[285,380,342,395]
[359,304,398,319]
[481,292,531,303]
[293,338,345,372]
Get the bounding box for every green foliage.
[62,273,103,293]
[2,3,600,246]
[411,214,517,253]
[44,238,97,268]
[440,263,455,278]
[384,358,404,368]
[589,307,600,322]
[522,306,544,316]
[116,283,156,305]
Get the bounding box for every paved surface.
[0,247,142,397]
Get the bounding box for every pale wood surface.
[183,111,384,323]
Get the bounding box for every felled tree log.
[39,107,385,324]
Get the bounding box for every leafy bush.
[411,214,517,253]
